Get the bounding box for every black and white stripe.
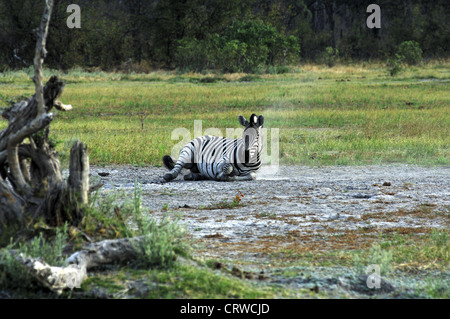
[163,114,264,182]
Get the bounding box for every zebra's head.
[239,114,264,164]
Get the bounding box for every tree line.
[0,0,448,72]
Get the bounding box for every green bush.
[208,37,250,73]
[123,181,190,268]
[387,53,404,76]
[176,20,300,74]
[386,41,423,76]
[318,46,339,67]
[397,41,423,65]
[266,65,291,74]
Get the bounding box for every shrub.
[123,181,190,268]
[387,54,404,76]
[386,41,422,76]
[176,20,300,74]
[354,242,393,276]
[218,20,299,73]
[84,181,190,269]
[318,46,339,67]
[397,41,422,65]
[208,37,250,73]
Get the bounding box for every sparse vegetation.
[81,263,281,299]
[0,223,68,290]
[0,182,189,296]
[353,228,448,278]
[353,243,394,276]
[203,191,245,210]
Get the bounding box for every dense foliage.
[176,20,300,73]
[0,0,448,72]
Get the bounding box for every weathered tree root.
[1,236,144,294]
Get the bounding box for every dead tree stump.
[41,141,89,227]
[0,0,156,294]
[0,0,87,235]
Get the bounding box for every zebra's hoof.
[223,164,234,175]
[163,173,174,181]
[185,173,203,181]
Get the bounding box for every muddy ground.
[90,164,449,298]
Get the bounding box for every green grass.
[278,229,449,273]
[1,61,449,166]
[80,263,302,299]
[0,223,69,291]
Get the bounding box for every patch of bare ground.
[90,164,448,257]
[89,164,449,297]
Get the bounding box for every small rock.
[258,271,266,280]
[352,193,372,199]
[338,275,395,295]
[328,213,341,221]
[98,172,110,177]
[232,266,243,278]
[382,181,391,186]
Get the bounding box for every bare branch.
[33,0,54,117]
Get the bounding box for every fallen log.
[1,237,143,294]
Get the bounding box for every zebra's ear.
[239,115,249,127]
[257,115,264,127]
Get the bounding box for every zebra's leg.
[184,165,205,181]
[228,172,256,181]
[163,163,182,181]
[163,146,195,182]
[184,172,205,181]
[215,163,235,181]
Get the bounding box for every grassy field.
[0,61,449,167]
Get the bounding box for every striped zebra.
[162,114,264,182]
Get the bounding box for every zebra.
[162,114,264,182]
